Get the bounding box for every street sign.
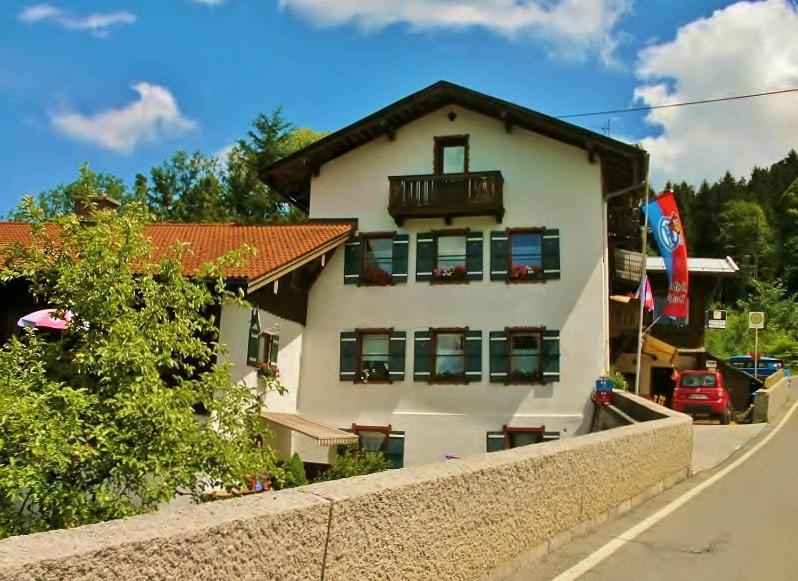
[749,311,765,330]
[707,310,726,329]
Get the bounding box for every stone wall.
[0,393,692,581]
[753,375,791,423]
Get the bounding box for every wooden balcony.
[388,171,504,225]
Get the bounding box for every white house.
[259,81,648,467]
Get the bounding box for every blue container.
[595,378,615,392]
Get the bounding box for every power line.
[556,87,798,119]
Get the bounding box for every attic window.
[434,135,469,174]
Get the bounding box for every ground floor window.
[486,425,547,452]
[350,424,405,468]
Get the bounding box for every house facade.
[261,82,648,467]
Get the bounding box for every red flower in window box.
[361,267,392,286]
[258,362,280,380]
[432,265,467,280]
[511,264,541,280]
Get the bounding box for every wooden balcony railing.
[388,171,504,225]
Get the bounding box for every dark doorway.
[651,367,675,407]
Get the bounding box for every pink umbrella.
[17,309,74,330]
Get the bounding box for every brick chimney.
[72,195,121,218]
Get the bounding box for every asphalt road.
[503,392,798,581]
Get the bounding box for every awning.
[643,334,679,365]
[261,412,358,447]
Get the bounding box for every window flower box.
[510,264,542,280]
[432,265,467,281]
[361,266,392,286]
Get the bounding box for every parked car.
[728,355,784,379]
[672,370,733,425]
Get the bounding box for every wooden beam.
[379,119,396,141]
[586,142,597,164]
[500,110,513,133]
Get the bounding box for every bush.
[314,447,390,482]
[279,453,309,488]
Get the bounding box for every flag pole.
[634,178,651,396]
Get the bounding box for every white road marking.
[552,389,798,581]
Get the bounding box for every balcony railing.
[388,171,504,225]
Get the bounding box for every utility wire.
[556,87,798,119]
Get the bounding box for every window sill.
[430,278,470,285]
[505,277,546,285]
[429,378,469,385]
[356,281,395,287]
[504,379,546,386]
[354,379,394,385]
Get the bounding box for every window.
[490,229,560,282]
[509,230,543,281]
[434,135,469,174]
[259,332,279,366]
[350,424,405,468]
[360,234,394,285]
[433,232,467,282]
[357,331,391,382]
[508,329,542,382]
[505,426,545,449]
[433,329,466,381]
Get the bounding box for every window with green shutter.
[247,309,260,367]
[486,431,505,453]
[491,227,560,282]
[343,240,360,285]
[391,234,409,284]
[487,426,547,452]
[542,330,561,383]
[385,432,405,469]
[490,327,558,385]
[416,232,434,281]
[466,232,483,281]
[258,332,279,367]
[465,330,482,382]
[339,331,358,381]
[350,424,405,469]
[388,330,406,382]
[413,330,432,381]
[542,229,561,280]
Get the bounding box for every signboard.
[749,311,765,330]
[706,360,717,370]
[707,310,727,329]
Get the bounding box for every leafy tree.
[8,162,127,220]
[717,200,773,280]
[148,151,229,223]
[0,199,284,537]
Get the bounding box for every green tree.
[8,162,127,220]
[148,151,229,222]
[717,200,772,281]
[0,199,284,537]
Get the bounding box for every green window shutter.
[542,329,561,383]
[542,228,561,280]
[385,432,405,469]
[388,330,406,381]
[413,330,432,381]
[466,232,484,281]
[465,330,482,383]
[490,231,509,281]
[486,431,505,452]
[247,309,260,367]
[268,334,279,366]
[339,331,358,382]
[489,331,509,383]
[416,233,434,282]
[392,234,409,284]
[344,240,361,285]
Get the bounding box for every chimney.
[72,195,121,218]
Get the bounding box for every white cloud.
[278,0,632,65]
[191,0,229,5]
[51,83,198,153]
[19,3,136,37]
[634,0,798,186]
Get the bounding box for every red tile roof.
[0,221,354,282]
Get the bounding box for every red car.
[672,370,733,424]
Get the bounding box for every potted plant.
[511,264,541,280]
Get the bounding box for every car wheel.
[720,406,731,425]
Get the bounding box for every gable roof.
[0,221,355,289]
[261,80,649,211]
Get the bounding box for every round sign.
[750,312,764,325]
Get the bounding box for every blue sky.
[1,0,797,216]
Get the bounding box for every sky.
[0,0,797,216]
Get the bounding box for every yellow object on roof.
[643,334,679,365]
[262,412,358,447]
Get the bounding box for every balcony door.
[434,135,469,174]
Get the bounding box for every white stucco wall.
[217,303,304,458]
[297,105,608,466]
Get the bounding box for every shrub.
[314,447,390,482]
